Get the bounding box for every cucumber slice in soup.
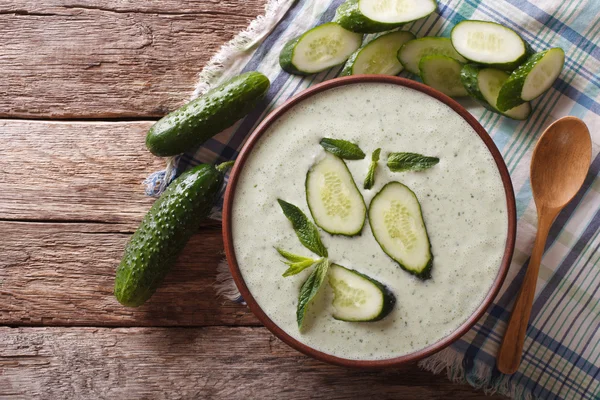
[419,55,468,97]
[451,20,530,70]
[335,0,437,33]
[369,182,433,280]
[398,37,467,75]
[461,64,531,120]
[306,152,367,236]
[341,30,415,76]
[329,264,396,322]
[279,23,362,75]
[496,48,565,111]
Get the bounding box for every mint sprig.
[276,248,323,277]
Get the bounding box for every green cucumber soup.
[231,82,508,360]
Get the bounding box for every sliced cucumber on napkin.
[461,64,532,120]
[398,37,467,75]
[451,20,530,70]
[306,152,366,236]
[329,264,395,322]
[369,182,433,280]
[279,22,362,75]
[419,55,468,97]
[341,30,415,76]
[335,0,437,33]
[497,48,565,111]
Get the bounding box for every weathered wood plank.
[0,120,165,227]
[0,326,501,399]
[0,0,266,118]
[0,221,259,327]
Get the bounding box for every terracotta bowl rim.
[221,75,516,368]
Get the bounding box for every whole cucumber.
[146,71,270,157]
[114,162,232,307]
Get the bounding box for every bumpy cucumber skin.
[496,48,564,111]
[330,264,396,322]
[368,182,433,280]
[114,164,225,307]
[450,21,532,71]
[146,72,270,157]
[334,0,409,33]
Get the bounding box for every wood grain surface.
[0,0,265,119]
[0,0,498,398]
[0,327,504,399]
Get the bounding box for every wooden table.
[0,1,505,398]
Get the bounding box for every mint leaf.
[297,258,329,329]
[276,248,315,264]
[363,148,381,190]
[320,138,366,160]
[387,152,439,172]
[282,258,321,277]
[277,199,328,257]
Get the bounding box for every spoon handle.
[497,209,558,374]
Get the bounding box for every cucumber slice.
[496,48,565,111]
[419,55,468,97]
[335,0,437,33]
[279,22,362,75]
[461,64,532,120]
[306,152,367,236]
[341,30,415,76]
[451,20,530,70]
[329,264,396,322]
[398,37,467,75]
[368,182,433,280]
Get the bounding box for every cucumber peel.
[146,72,270,157]
[497,48,564,111]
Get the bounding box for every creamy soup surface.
[231,82,508,360]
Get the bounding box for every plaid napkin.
[145,0,600,398]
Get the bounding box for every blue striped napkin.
[145,0,600,398]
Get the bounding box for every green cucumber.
[329,264,396,322]
[341,30,415,76]
[368,182,433,280]
[496,48,565,111]
[114,162,232,307]
[451,20,530,70]
[461,64,532,120]
[279,22,362,75]
[146,72,270,157]
[335,0,437,33]
[398,37,467,75]
[419,55,468,97]
[306,152,366,236]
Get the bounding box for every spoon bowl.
[531,116,592,209]
[498,116,592,374]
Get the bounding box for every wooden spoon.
[496,116,592,374]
